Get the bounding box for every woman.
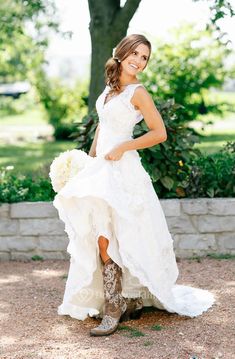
[53,34,215,337]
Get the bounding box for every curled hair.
[104,34,151,95]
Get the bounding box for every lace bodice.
[95,83,144,156]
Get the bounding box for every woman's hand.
[105,145,125,161]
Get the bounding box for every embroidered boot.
[90,258,127,336]
[93,297,144,322]
[120,297,143,322]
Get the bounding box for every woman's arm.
[105,87,167,161]
[120,87,167,152]
[88,123,100,157]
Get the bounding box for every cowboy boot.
[93,297,144,322]
[120,297,144,322]
[90,258,127,336]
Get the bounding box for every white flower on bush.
[49,149,93,192]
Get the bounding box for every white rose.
[49,149,93,192]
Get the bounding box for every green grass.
[193,115,235,154]
[206,253,235,260]
[0,90,234,174]
[188,253,235,261]
[0,107,47,126]
[118,325,145,337]
[143,340,154,346]
[189,91,235,154]
[31,255,44,261]
[0,140,77,175]
[151,324,164,331]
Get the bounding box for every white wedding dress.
[53,83,215,320]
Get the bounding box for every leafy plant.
[206,253,235,260]
[140,23,235,127]
[183,145,235,198]
[0,167,54,203]
[37,74,88,139]
[151,324,164,331]
[72,99,201,198]
[31,255,44,261]
[117,325,145,337]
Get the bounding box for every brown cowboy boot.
[93,297,144,322]
[120,297,144,322]
[90,258,127,336]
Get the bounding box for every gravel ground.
[0,257,234,359]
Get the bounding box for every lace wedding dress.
[53,83,215,320]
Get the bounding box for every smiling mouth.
[129,64,138,69]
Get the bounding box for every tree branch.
[113,0,142,29]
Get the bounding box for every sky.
[46,0,235,79]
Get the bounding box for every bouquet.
[49,149,93,192]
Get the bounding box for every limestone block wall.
[0,199,234,260]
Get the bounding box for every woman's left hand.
[105,145,125,161]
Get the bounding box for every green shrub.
[140,23,234,126]
[183,142,235,197]
[72,103,235,198]
[70,109,99,149]
[0,141,233,203]
[0,92,36,117]
[0,167,54,203]
[72,100,201,198]
[37,74,88,140]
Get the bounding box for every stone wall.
[0,199,234,260]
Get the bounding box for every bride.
[52,33,215,337]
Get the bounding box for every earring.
[113,57,121,63]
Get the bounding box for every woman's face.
[121,43,150,75]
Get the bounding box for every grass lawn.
[195,132,235,154]
[0,104,77,175]
[0,141,77,175]
[189,91,235,154]
[0,90,234,174]
[0,107,47,126]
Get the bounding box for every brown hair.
[104,34,151,95]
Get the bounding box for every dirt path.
[0,258,234,359]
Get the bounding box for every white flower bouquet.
[49,149,93,192]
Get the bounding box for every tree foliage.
[72,21,235,198]
[0,0,59,82]
[87,0,234,111]
[194,0,235,26]
[36,72,89,139]
[0,0,58,44]
[140,23,235,125]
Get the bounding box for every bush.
[72,100,201,198]
[72,102,235,198]
[0,167,54,203]
[0,92,35,116]
[140,23,235,125]
[183,141,235,197]
[36,74,88,140]
[0,142,234,203]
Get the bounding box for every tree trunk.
[88,0,142,112]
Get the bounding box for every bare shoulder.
[131,85,154,109]
[133,85,150,98]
